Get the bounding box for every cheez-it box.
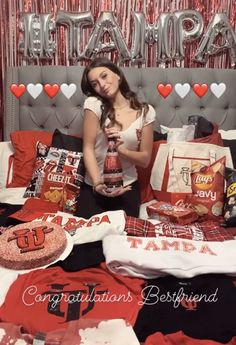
[147,201,198,225]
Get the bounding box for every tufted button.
[52,104,56,107]
[64,125,69,129]
[200,106,205,110]
[175,106,180,110]
[224,105,229,110]
[28,103,32,107]
[40,124,44,129]
[138,85,142,89]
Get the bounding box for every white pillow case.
[0,141,14,188]
[162,126,236,140]
[219,129,236,140]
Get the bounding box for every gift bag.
[150,141,233,205]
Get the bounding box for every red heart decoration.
[10,84,26,99]
[157,83,173,98]
[44,84,60,98]
[193,83,208,97]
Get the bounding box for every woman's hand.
[94,183,132,197]
[104,126,121,140]
[104,126,124,150]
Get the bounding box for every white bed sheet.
[138,199,156,220]
[0,187,154,219]
[0,187,27,205]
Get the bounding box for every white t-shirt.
[83,96,156,186]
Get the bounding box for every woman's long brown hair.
[81,57,148,129]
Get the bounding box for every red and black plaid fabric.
[125,217,235,242]
[199,221,235,241]
[125,216,156,237]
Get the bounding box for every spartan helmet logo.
[180,167,191,186]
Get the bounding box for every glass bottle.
[103,137,123,192]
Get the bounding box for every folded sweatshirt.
[103,234,236,278]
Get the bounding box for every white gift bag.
[150,142,233,203]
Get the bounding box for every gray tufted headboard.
[4,66,236,140]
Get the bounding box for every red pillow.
[8,130,52,187]
[137,140,166,203]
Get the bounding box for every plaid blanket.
[125,217,235,241]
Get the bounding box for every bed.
[2,66,236,204]
[0,65,236,343]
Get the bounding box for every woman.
[77,57,156,218]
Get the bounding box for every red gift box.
[147,201,198,225]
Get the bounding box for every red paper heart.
[157,83,172,98]
[10,84,26,99]
[193,83,208,97]
[44,84,60,98]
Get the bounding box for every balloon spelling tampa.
[18,9,236,67]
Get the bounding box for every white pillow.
[160,125,171,134]
[160,125,183,134]
[0,141,14,188]
[162,126,236,140]
[219,129,236,140]
[161,125,195,142]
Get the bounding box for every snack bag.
[223,167,236,226]
[189,156,225,219]
[40,171,79,214]
[62,183,78,214]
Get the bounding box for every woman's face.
[88,66,120,99]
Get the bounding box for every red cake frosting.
[0,221,67,270]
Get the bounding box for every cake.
[0,221,67,270]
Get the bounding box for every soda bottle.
[103,137,123,192]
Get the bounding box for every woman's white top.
[83,96,156,187]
